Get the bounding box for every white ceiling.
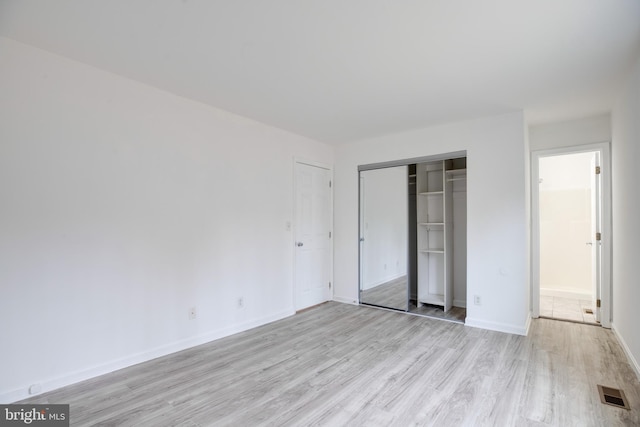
[1,0,639,144]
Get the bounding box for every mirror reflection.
[359,166,409,311]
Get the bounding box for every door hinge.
[329,282,332,289]
[596,232,602,241]
[597,299,601,308]
[329,180,332,188]
[329,231,332,238]
[595,166,601,175]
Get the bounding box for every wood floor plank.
[18,302,640,426]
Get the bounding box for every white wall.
[611,54,640,376]
[529,114,611,151]
[0,37,333,402]
[334,112,530,335]
[361,166,408,289]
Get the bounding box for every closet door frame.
[358,151,466,311]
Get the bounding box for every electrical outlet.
[474,295,481,306]
[189,307,197,320]
[237,297,244,308]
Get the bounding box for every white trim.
[292,158,334,310]
[530,142,612,328]
[465,316,530,336]
[612,323,640,381]
[293,157,333,171]
[524,314,533,336]
[0,308,294,404]
[333,295,359,305]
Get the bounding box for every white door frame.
[292,158,334,310]
[531,142,611,328]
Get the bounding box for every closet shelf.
[446,169,467,182]
[417,159,466,313]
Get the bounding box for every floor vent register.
[598,385,630,410]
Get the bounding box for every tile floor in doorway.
[540,295,598,324]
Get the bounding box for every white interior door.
[294,162,332,310]
[591,153,602,322]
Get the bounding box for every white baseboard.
[332,295,358,305]
[524,314,533,336]
[540,287,591,300]
[1,308,294,403]
[465,316,529,336]
[611,323,640,381]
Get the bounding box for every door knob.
[296,242,304,247]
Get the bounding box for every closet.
[416,158,466,313]
[359,154,467,322]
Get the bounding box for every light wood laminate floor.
[360,277,466,323]
[20,302,640,426]
[360,276,408,310]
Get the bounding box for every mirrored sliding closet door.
[359,166,409,311]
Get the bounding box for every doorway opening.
[531,143,611,327]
